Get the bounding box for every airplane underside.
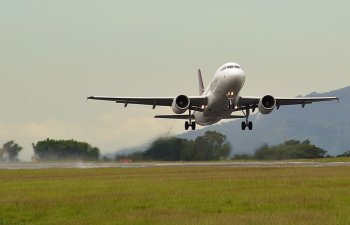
[185,105,253,131]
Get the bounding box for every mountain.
[179,86,350,156]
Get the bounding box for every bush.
[33,139,100,161]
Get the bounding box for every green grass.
[0,166,350,225]
[284,157,350,162]
[228,157,350,162]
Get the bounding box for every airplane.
[88,62,339,131]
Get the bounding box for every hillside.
[180,86,350,156]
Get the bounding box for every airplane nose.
[232,69,245,80]
[226,70,245,86]
[222,69,245,82]
[239,70,245,79]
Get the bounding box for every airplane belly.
[195,112,220,126]
[202,93,232,118]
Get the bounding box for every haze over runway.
[1,161,350,170]
[0,1,349,160]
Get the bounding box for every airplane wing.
[236,96,339,111]
[87,96,208,111]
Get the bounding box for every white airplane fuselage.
[195,62,245,125]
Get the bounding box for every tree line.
[116,131,231,161]
[3,135,350,162]
[1,139,100,161]
[234,139,329,160]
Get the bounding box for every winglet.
[198,69,205,95]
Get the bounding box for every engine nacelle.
[258,95,276,114]
[172,95,190,114]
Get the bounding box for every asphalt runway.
[1,161,350,170]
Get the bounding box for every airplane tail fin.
[198,69,205,95]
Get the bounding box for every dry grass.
[0,166,349,225]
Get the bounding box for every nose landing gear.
[227,90,235,109]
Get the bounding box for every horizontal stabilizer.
[155,114,245,120]
[155,115,194,120]
[225,115,246,119]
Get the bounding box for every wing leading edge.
[237,96,339,111]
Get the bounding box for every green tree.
[1,141,23,161]
[33,139,100,161]
[254,139,327,160]
[337,150,350,157]
[193,131,231,160]
[254,143,270,160]
[143,137,189,161]
[118,131,232,161]
[179,140,195,161]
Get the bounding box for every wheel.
[185,121,189,130]
[191,122,196,130]
[248,121,253,130]
[241,121,246,130]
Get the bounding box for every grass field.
[0,166,350,225]
[234,157,350,162]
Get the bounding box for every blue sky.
[0,1,349,160]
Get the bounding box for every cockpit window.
[221,66,226,71]
[234,65,240,69]
[227,65,234,69]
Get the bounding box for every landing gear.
[241,107,253,130]
[185,110,196,130]
[241,121,253,130]
[227,90,235,110]
[248,121,253,130]
[228,102,234,110]
[185,121,196,130]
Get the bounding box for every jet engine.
[258,95,276,114]
[172,95,190,114]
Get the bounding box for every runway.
[1,161,350,170]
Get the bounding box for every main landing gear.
[241,107,253,130]
[185,121,196,130]
[185,109,196,130]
